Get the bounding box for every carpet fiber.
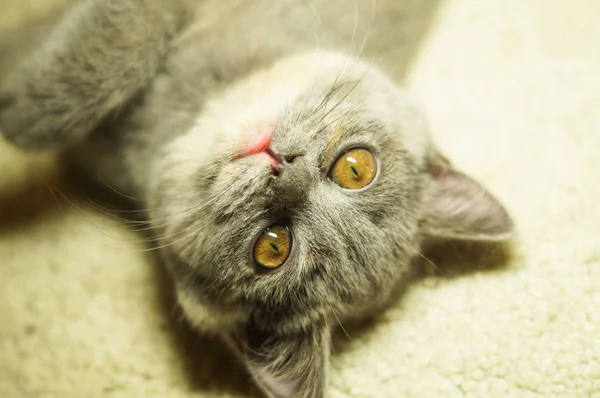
[1,0,599,397]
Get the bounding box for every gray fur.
[0,1,514,397]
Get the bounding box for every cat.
[0,1,513,397]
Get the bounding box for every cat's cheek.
[176,288,244,334]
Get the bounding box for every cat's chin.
[167,51,365,153]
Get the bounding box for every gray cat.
[0,1,513,397]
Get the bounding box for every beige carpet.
[1,0,599,397]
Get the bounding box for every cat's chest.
[161,1,321,101]
[158,0,409,105]
[126,0,408,150]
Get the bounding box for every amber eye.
[329,148,377,189]
[253,224,292,269]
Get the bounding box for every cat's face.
[153,52,512,398]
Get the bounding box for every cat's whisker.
[332,310,352,340]
[302,0,365,125]
[318,78,385,133]
[308,78,364,129]
[143,180,242,239]
[44,182,65,211]
[140,207,235,251]
[44,186,151,243]
[43,167,243,248]
[46,185,136,226]
[311,31,388,131]
[325,0,366,100]
[94,174,145,202]
[184,196,269,261]
[134,225,203,253]
[140,176,253,249]
[302,81,345,125]
[353,0,377,65]
[82,193,204,220]
[328,329,336,355]
[70,192,197,229]
[47,195,175,246]
[89,160,226,216]
[303,0,324,51]
[43,160,261,256]
[307,0,382,130]
[416,251,445,276]
[129,203,210,237]
[116,205,229,246]
[350,0,359,56]
[305,58,370,128]
[332,0,366,87]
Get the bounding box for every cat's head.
[153,52,512,398]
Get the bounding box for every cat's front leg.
[0,0,194,151]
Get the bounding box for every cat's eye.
[253,224,292,269]
[329,148,377,189]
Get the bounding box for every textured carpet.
[1,0,599,397]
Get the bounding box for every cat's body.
[0,1,513,397]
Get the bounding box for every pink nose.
[244,125,274,156]
[239,125,282,173]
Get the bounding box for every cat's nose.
[271,154,310,204]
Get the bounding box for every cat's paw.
[0,85,76,151]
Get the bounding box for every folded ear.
[0,0,191,151]
[420,152,514,241]
[228,322,330,398]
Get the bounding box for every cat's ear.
[419,152,513,241]
[0,0,191,151]
[229,322,330,398]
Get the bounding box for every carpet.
[1,0,599,397]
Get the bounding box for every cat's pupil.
[253,224,292,269]
[329,148,377,189]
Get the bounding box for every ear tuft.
[421,158,514,241]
